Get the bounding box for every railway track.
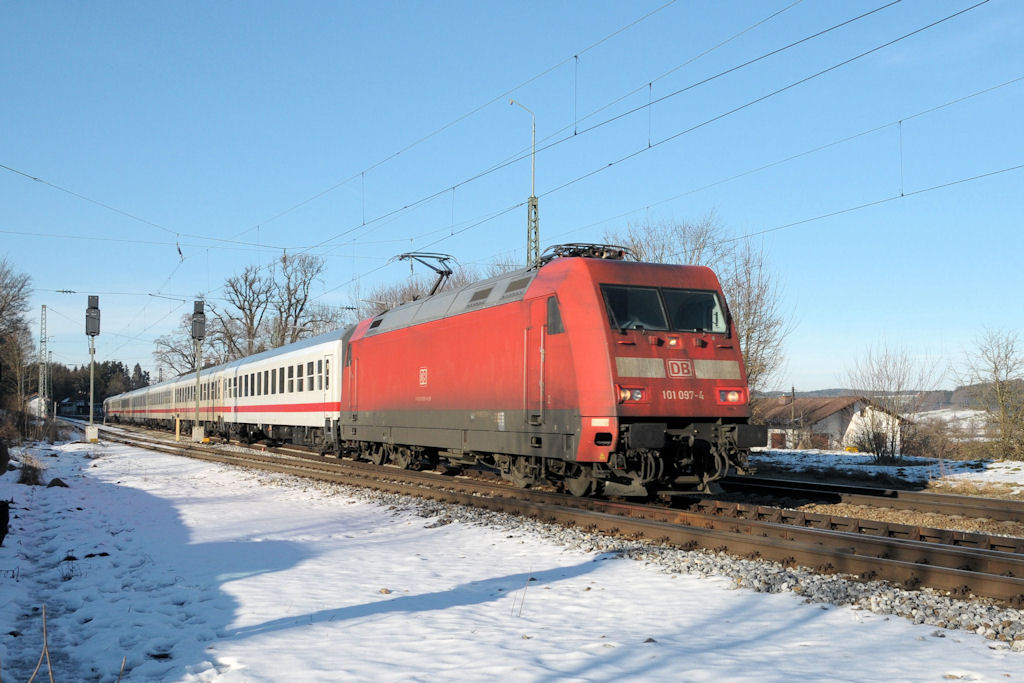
[721,475,1024,523]
[88,422,1024,605]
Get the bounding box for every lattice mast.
[39,305,48,412]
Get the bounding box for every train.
[105,243,766,496]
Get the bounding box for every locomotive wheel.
[508,456,537,489]
[368,444,389,466]
[565,465,596,497]
[391,447,413,470]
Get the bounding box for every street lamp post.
[510,98,540,268]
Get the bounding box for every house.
[58,397,96,418]
[753,396,903,451]
[27,393,48,418]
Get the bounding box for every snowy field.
[2,439,1023,682]
[751,447,1024,494]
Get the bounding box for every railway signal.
[192,300,206,443]
[85,295,100,443]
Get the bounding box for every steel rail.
[722,475,1024,523]
[687,499,1024,554]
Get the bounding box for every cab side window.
[546,296,565,335]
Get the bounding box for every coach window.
[324,359,330,390]
[271,369,276,394]
[297,363,304,392]
[546,296,565,334]
[243,375,248,397]
[259,372,264,396]
[288,365,294,393]
[317,359,323,390]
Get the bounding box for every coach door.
[322,354,334,418]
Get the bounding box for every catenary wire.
[303,0,923,254]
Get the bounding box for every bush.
[17,454,46,486]
[901,420,963,460]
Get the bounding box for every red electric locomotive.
[332,243,765,495]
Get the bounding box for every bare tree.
[609,213,732,269]
[211,264,274,358]
[846,344,940,462]
[957,329,1024,460]
[0,257,32,338]
[302,302,357,336]
[356,265,482,319]
[269,253,327,347]
[485,253,522,278]
[0,322,34,412]
[722,240,788,394]
[0,258,33,414]
[604,213,789,393]
[152,314,226,378]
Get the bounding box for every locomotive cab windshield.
[601,284,728,335]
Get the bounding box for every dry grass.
[925,479,1024,500]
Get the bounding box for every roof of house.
[753,396,863,427]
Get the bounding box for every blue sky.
[2,0,1021,391]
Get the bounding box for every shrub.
[17,454,46,486]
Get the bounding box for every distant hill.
[758,388,855,399]
[756,387,978,411]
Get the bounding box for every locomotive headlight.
[717,388,746,404]
[616,385,647,403]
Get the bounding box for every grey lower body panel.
[341,408,580,460]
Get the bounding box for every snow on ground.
[751,448,1024,494]
[915,409,990,435]
[2,439,1023,681]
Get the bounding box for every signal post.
[84,296,100,443]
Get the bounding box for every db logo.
[418,367,429,387]
[666,359,694,378]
